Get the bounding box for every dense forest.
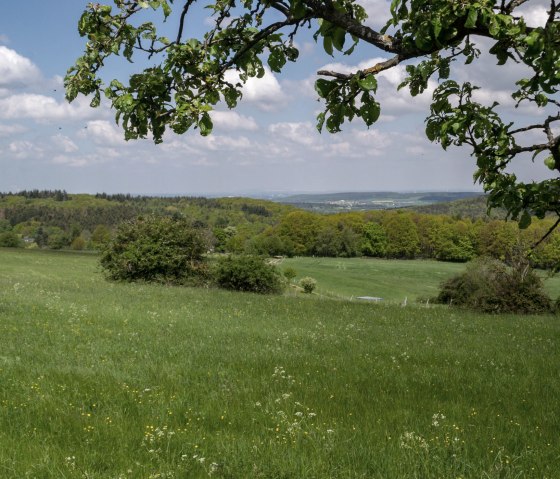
[0,191,559,269]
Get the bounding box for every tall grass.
[0,249,558,477]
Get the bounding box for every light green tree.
[66,0,560,232]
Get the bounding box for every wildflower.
[432,412,446,427]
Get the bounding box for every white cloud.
[0,34,9,44]
[8,140,43,159]
[0,94,101,122]
[0,123,26,137]
[51,151,112,168]
[517,4,549,27]
[210,110,258,131]
[357,0,393,29]
[81,120,127,146]
[225,67,287,110]
[350,129,393,151]
[51,134,79,153]
[195,134,253,151]
[0,46,41,88]
[52,155,90,168]
[268,122,318,147]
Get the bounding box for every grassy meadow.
[0,248,559,478]
[282,256,560,302]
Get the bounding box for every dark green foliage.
[47,232,69,250]
[0,219,11,233]
[283,267,297,282]
[100,216,208,284]
[436,257,553,314]
[0,231,22,248]
[213,255,283,294]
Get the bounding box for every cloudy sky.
[0,1,555,195]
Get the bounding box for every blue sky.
[0,0,556,195]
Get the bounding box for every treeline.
[0,194,293,251]
[231,210,560,269]
[1,194,559,269]
[0,189,69,201]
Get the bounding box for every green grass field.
[281,256,560,302]
[0,249,559,478]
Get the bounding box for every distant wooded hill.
[273,191,484,214]
[408,195,507,219]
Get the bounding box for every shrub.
[100,215,209,284]
[213,255,283,294]
[283,267,297,282]
[436,257,553,314]
[299,277,317,294]
[0,231,22,248]
[71,236,86,251]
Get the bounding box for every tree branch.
[317,54,403,80]
[316,70,352,80]
[505,0,531,13]
[532,216,560,249]
[177,0,196,44]
[304,0,400,53]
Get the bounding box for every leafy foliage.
[213,255,283,294]
[100,215,209,284]
[436,257,553,314]
[66,0,560,232]
[0,231,22,248]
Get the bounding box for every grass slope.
[281,256,560,302]
[0,249,559,478]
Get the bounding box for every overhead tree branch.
[177,0,196,44]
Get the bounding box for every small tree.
[100,215,209,284]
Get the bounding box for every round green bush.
[299,276,317,294]
[283,267,297,282]
[214,255,283,294]
[100,215,209,284]
[436,257,553,314]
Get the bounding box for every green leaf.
[519,210,531,229]
[358,74,377,91]
[316,112,326,132]
[432,17,442,39]
[267,49,286,73]
[359,101,380,125]
[314,79,337,98]
[425,121,438,142]
[291,0,307,19]
[323,36,333,56]
[544,155,556,170]
[465,7,478,29]
[332,28,346,51]
[198,113,213,136]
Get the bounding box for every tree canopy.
[66,0,560,231]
